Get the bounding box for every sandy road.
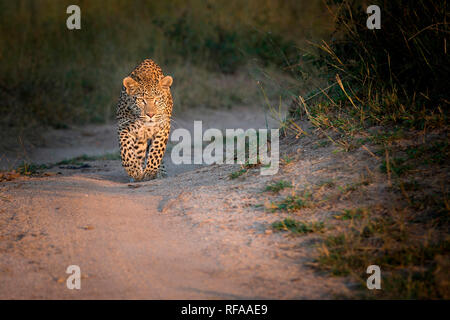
[0,105,349,299]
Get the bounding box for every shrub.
[291,0,449,130]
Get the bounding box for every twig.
[361,145,380,160]
[385,147,392,187]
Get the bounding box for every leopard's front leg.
[118,120,159,181]
[143,123,170,180]
[118,123,146,181]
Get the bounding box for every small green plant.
[370,130,405,145]
[333,208,366,221]
[405,142,448,165]
[264,180,292,193]
[272,218,324,235]
[380,157,412,176]
[243,160,261,169]
[229,158,264,179]
[15,152,122,175]
[282,156,294,164]
[268,194,310,212]
[312,140,330,149]
[16,162,49,175]
[229,168,247,179]
[56,152,121,166]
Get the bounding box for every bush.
[295,0,449,129]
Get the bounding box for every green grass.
[314,144,449,299]
[281,156,294,164]
[380,158,412,176]
[14,152,121,175]
[264,180,292,193]
[268,194,310,212]
[379,141,449,177]
[16,162,49,175]
[229,159,265,180]
[317,220,450,299]
[56,152,121,166]
[229,168,247,179]
[405,142,448,165]
[272,218,324,235]
[370,130,406,145]
[312,140,330,149]
[333,208,367,221]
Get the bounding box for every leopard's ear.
[123,76,140,95]
[159,75,173,89]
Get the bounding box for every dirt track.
[0,106,350,299]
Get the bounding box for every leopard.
[116,59,173,181]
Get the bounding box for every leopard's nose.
[146,111,155,118]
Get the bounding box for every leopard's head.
[122,73,173,125]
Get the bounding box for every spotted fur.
[116,59,173,181]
